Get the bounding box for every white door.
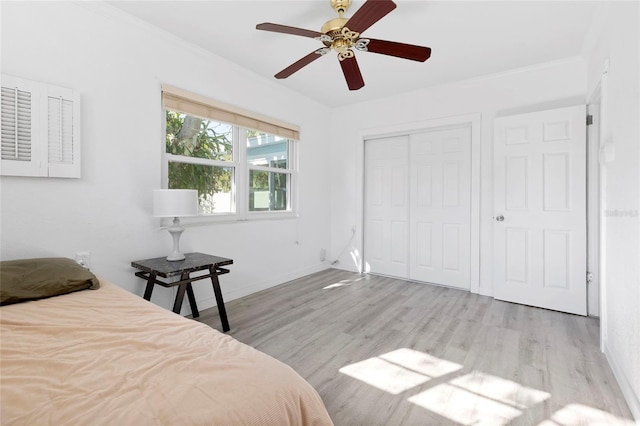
[493,105,587,315]
[409,126,471,289]
[364,136,410,278]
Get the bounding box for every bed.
[0,258,333,425]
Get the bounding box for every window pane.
[168,162,233,214]
[166,110,233,161]
[249,170,289,211]
[246,131,289,169]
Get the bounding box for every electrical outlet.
[75,252,91,269]
[319,248,326,262]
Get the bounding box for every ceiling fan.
[256,0,431,91]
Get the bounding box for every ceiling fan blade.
[365,38,431,62]
[275,51,324,79]
[345,0,397,34]
[339,55,365,91]
[256,23,323,39]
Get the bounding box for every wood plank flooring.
[195,269,635,425]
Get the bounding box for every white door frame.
[587,61,610,351]
[587,82,602,318]
[355,114,482,294]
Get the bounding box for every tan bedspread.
[0,280,333,426]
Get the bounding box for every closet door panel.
[409,126,471,289]
[364,136,410,278]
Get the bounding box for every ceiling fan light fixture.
[330,27,360,55]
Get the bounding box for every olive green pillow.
[0,257,100,306]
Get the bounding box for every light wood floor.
[196,269,634,425]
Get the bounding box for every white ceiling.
[106,0,600,107]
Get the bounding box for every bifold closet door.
[408,127,472,289]
[364,136,410,278]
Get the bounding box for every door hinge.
[587,272,594,284]
[586,115,593,126]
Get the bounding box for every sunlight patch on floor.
[379,348,462,378]
[339,357,429,394]
[537,403,636,426]
[339,348,462,395]
[323,277,365,290]
[408,371,550,425]
[337,348,630,425]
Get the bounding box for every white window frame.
[245,130,298,220]
[161,85,299,223]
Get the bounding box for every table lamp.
[153,189,199,261]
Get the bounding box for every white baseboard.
[331,263,360,273]
[604,343,640,423]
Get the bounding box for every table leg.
[173,282,188,315]
[186,282,199,318]
[143,273,156,301]
[210,267,230,332]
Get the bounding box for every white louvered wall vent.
[1,74,81,178]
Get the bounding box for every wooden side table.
[131,252,233,332]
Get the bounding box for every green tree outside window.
[166,111,233,212]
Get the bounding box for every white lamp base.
[166,217,186,261]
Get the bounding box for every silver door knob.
[496,215,505,222]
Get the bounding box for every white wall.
[0,2,332,311]
[583,2,640,420]
[328,58,587,297]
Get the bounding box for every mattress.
[0,279,333,425]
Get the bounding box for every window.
[162,85,299,219]
[247,132,293,212]
[165,112,235,214]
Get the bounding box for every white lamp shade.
[153,189,199,217]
